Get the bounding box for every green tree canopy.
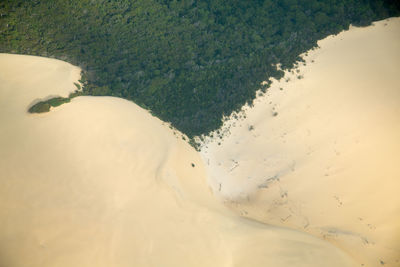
[1,0,399,137]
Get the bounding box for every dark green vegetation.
[28,101,51,113]
[28,87,85,114]
[28,97,71,113]
[1,1,399,137]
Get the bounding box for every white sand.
[201,18,400,267]
[0,54,357,266]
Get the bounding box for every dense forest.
[1,0,399,138]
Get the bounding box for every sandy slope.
[201,18,400,267]
[0,54,357,266]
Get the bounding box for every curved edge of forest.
[1,1,399,142]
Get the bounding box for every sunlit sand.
[201,18,400,267]
[0,54,357,266]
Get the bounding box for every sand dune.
[201,18,400,267]
[1,17,399,267]
[0,54,358,266]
